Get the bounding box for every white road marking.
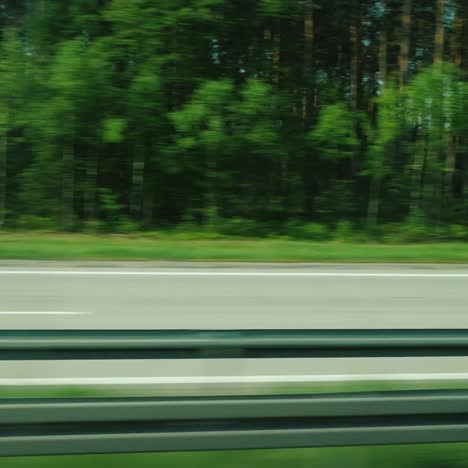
[3,373,468,386]
[0,311,87,315]
[1,270,468,278]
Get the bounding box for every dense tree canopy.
[1,0,468,238]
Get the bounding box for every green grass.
[1,232,468,262]
[4,379,468,399]
[4,444,468,468]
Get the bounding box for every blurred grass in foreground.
[2,233,468,262]
[4,444,468,468]
[4,379,468,398]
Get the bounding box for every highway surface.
[2,261,468,389]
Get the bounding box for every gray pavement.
[1,261,468,386]
[1,261,468,330]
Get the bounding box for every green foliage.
[405,64,459,129]
[333,220,355,241]
[0,28,25,125]
[448,225,468,241]
[381,222,468,244]
[171,80,233,140]
[127,64,161,128]
[219,218,259,237]
[300,223,330,240]
[381,221,430,243]
[115,217,141,233]
[15,215,56,231]
[95,188,136,232]
[43,38,90,148]
[259,0,299,17]
[98,188,122,221]
[372,82,403,157]
[17,151,62,220]
[82,219,108,233]
[234,79,282,155]
[2,0,468,238]
[309,103,360,160]
[203,205,222,230]
[102,118,127,143]
[0,27,27,226]
[283,220,330,240]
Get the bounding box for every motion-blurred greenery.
[1,1,468,238]
[2,232,468,262]
[4,444,468,468]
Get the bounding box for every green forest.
[1,0,468,241]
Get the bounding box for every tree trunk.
[445,135,456,202]
[0,128,7,227]
[204,149,218,225]
[366,4,388,228]
[452,2,468,73]
[143,180,154,225]
[62,129,75,230]
[432,0,449,216]
[379,1,388,87]
[379,31,388,84]
[409,135,426,220]
[130,140,145,219]
[349,0,361,185]
[143,147,154,225]
[464,153,468,211]
[367,171,382,228]
[84,146,98,220]
[350,0,360,114]
[452,5,464,67]
[263,25,275,85]
[450,3,467,217]
[272,20,281,85]
[463,3,468,72]
[399,0,412,87]
[263,25,272,82]
[434,0,445,65]
[302,0,314,120]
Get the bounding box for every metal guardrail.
[3,390,468,456]
[4,329,468,456]
[3,329,468,360]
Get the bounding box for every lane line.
[0,311,87,316]
[1,270,468,278]
[3,373,468,386]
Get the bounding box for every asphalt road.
[2,261,468,388]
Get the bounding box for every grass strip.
[2,441,468,467]
[2,233,468,262]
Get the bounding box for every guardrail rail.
[3,329,468,359]
[3,390,468,456]
[3,329,468,457]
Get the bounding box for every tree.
[127,63,162,222]
[2,0,468,234]
[434,0,445,65]
[399,0,412,87]
[171,79,234,220]
[47,39,85,229]
[404,64,460,220]
[350,0,360,114]
[367,81,403,226]
[303,0,314,120]
[0,28,25,226]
